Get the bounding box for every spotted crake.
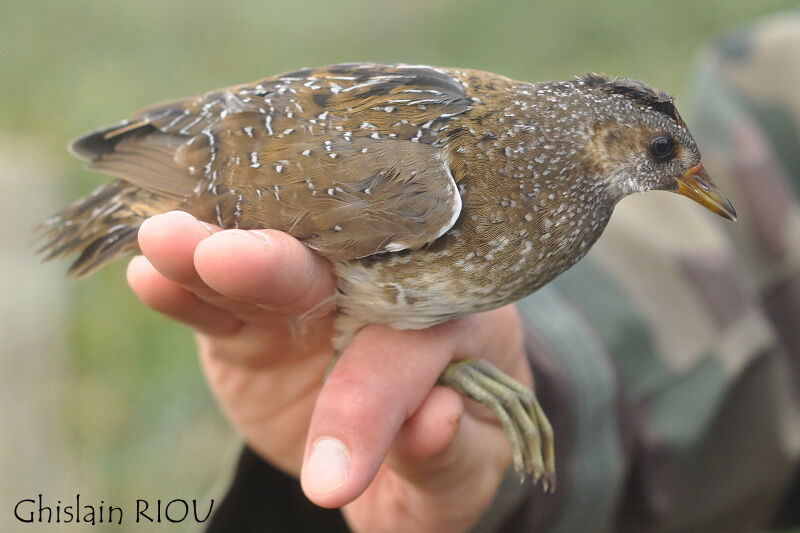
[39,63,736,489]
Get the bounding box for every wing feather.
[68,63,470,260]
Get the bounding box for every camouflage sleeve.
[690,10,800,365]
[493,11,800,533]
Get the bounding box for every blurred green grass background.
[1,1,798,531]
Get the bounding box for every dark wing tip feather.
[69,120,156,162]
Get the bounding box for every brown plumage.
[38,63,737,489]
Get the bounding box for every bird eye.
[649,136,675,162]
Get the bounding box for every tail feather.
[47,103,229,277]
[37,179,175,278]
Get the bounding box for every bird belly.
[330,247,530,351]
[334,257,483,332]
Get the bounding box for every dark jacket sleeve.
[205,446,351,533]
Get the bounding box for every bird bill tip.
[673,163,737,221]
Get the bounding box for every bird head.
[580,74,736,221]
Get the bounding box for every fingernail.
[197,220,219,234]
[303,437,349,495]
[165,210,196,221]
[248,230,270,244]
[231,229,270,245]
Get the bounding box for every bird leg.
[438,358,555,491]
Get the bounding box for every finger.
[384,314,519,489]
[138,211,225,299]
[194,228,337,315]
[299,324,455,508]
[127,255,242,336]
[386,385,509,491]
[138,211,284,318]
[343,389,510,532]
[388,386,464,468]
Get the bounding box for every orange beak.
[672,163,737,221]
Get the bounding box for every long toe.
[438,358,556,491]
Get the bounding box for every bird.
[38,63,737,491]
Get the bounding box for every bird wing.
[71,63,473,260]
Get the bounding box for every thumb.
[299,324,455,508]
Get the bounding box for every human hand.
[127,210,531,533]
